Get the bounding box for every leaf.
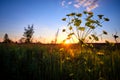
[69,26,72,30]
[85,21,91,26]
[67,37,71,40]
[78,27,85,31]
[89,26,95,29]
[76,13,82,17]
[91,34,99,41]
[97,15,104,19]
[74,18,81,26]
[103,30,107,35]
[67,22,72,26]
[83,11,87,14]
[87,15,93,19]
[88,19,96,23]
[70,13,76,16]
[68,33,74,37]
[97,23,102,27]
[66,14,70,16]
[62,18,66,21]
[104,18,110,21]
[71,19,74,22]
[89,36,92,39]
[88,12,93,15]
[62,29,66,32]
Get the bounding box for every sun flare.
[64,40,71,44]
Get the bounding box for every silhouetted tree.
[23,24,34,43]
[19,37,25,43]
[3,33,12,43]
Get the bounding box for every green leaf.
[62,29,66,32]
[104,18,110,21]
[88,12,93,15]
[83,11,87,14]
[97,15,104,19]
[89,36,92,39]
[103,30,107,35]
[85,21,91,26]
[66,14,70,16]
[68,33,74,37]
[62,18,66,21]
[74,18,81,26]
[87,15,93,19]
[76,13,82,17]
[78,27,85,31]
[70,13,76,16]
[91,34,99,41]
[69,26,72,30]
[89,26,95,29]
[88,19,96,23]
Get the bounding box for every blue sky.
[0,0,120,43]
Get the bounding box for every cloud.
[61,0,99,11]
[61,0,65,7]
[68,1,72,5]
[84,0,93,7]
[74,4,80,8]
[86,3,98,11]
[74,0,87,8]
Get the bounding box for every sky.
[0,0,120,43]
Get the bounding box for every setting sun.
[64,40,71,44]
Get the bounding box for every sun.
[64,40,71,44]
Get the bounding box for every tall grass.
[0,43,120,80]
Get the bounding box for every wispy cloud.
[61,0,73,8]
[86,3,98,11]
[61,0,99,11]
[84,0,93,7]
[61,0,65,7]
[68,1,72,5]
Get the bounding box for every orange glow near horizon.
[0,34,119,43]
[64,39,71,44]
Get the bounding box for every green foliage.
[0,43,120,80]
[23,24,34,43]
[62,11,109,45]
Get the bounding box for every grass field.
[0,43,120,80]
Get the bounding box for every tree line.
[2,24,34,43]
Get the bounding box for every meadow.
[0,43,120,80]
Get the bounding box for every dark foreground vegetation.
[0,43,120,80]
